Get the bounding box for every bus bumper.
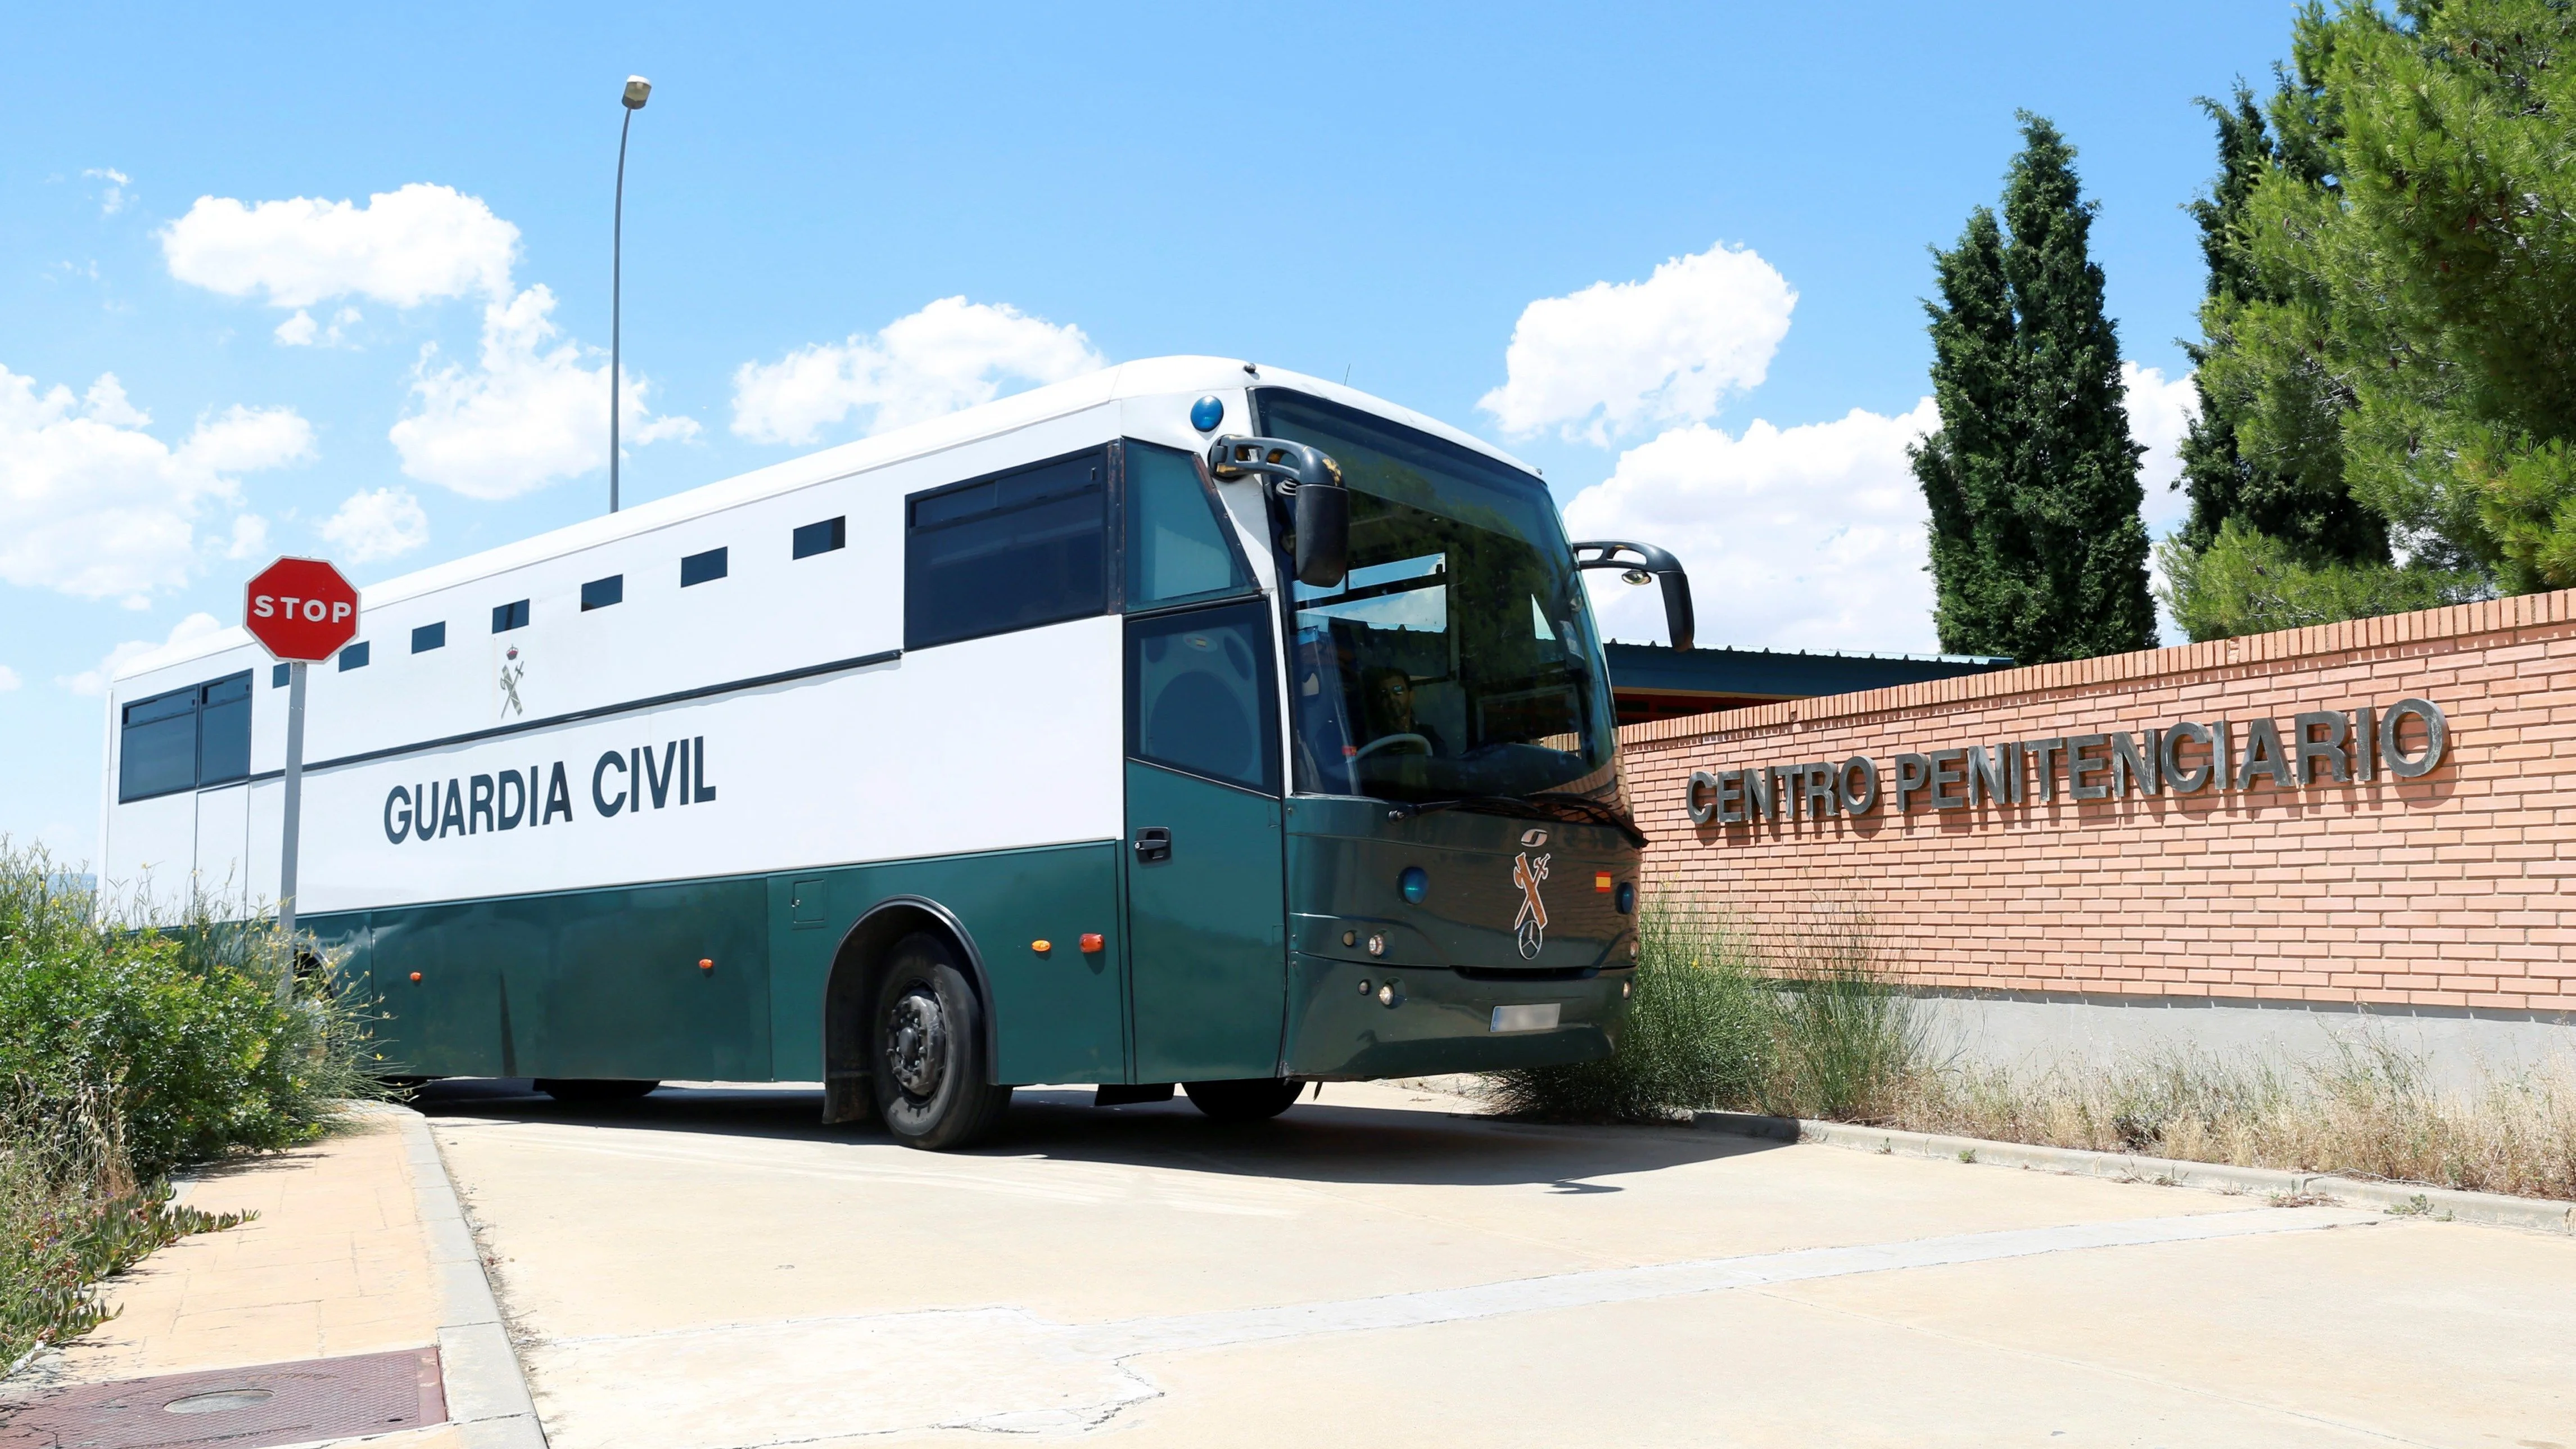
[1281,951,1630,1080]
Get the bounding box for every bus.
[97,357,1692,1148]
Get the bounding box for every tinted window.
[412,622,446,653]
[117,671,252,801]
[905,450,1108,649]
[681,547,727,586]
[338,641,370,671]
[197,674,251,784]
[492,599,529,633]
[1127,441,1253,608]
[793,517,846,559]
[581,575,623,611]
[119,688,197,801]
[1126,601,1279,794]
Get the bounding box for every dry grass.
[1895,1035,2576,1202]
[1495,898,2576,1202]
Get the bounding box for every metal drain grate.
[0,1346,444,1448]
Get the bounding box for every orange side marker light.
[1032,940,1053,954]
[1079,933,1105,954]
[699,958,715,973]
[1594,872,1614,892]
[409,972,423,982]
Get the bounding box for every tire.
[870,933,1012,1150]
[1183,1078,1303,1123]
[536,1078,661,1102]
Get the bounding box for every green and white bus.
[98,358,1690,1148]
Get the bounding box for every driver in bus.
[1364,666,1445,756]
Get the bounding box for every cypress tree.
[1914,115,2154,663]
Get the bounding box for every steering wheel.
[1350,733,1432,762]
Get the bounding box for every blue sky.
[2,2,2304,860]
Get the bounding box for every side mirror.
[1291,479,1349,588]
[1208,435,1350,587]
[1571,540,1695,652]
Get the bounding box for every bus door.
[1122,599,1287,1082]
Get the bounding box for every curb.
[1693,1110,2576,1236]
[387,1104,550,1448]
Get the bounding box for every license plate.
[1489,1003,1561,1033]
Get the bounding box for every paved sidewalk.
[59,1106,448,1389]
[2,1103,541,1449]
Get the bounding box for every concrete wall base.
[1906,990,2576,1089]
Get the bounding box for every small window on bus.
[197,673,251,785]
[681,547,728,586]
[905,449,1108,650]
[492,599,530,633]
[792,517,845,559]
[581,575,623,611]
[412,622,446,653]
[272,663,290,688]
[338,641,370,671]
[1126,440,1253,608]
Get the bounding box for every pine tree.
[2173,80,2387,566]
[1913,115,2155,663]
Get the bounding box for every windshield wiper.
[1394,793,1647,848]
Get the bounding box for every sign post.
[243,558,360,956]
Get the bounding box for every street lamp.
[611,74,651,514]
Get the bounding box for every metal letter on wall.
[2381,697,2448,778]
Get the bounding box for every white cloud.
[1562,400,1944,654]
[222,513,270,561]
[390,285,697,499]
[0,665,20,692]
[2125,361,2200,539]
[84,168,130,216]
[1479,243,1797,445]
[60,613,225,697]
[0,366,310,603]
[730,296,1105,446]
[274,306,363,348]
[160,183,518,311]
[320,487,430,563]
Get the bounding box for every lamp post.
[611,74,651,514]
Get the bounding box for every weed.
[1958,1147,1977,1164]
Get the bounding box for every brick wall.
[1617,590,2576,1012]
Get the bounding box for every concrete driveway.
[415,1080,2574,1448]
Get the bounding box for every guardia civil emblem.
[498,647,527,719]
[1511,827,1551,960]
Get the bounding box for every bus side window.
[1126,602,1280,795]
[117,670,252,802]
[905,449,1109,650]
[1124,440,1252,607]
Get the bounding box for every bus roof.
[110,356,1539,687]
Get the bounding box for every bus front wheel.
[1183,1078,1302,1123]
[871,933,1011,1150]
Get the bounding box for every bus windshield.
[1258,391,1623,816]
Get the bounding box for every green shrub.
[1485,904,1772,1121]
[0,844,379,1180]
[1488,901,1926,1124]
[0,839,383,1361]
[1754,908,1925,1123]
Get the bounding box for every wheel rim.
[885,985,947,1100]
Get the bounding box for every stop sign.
[245,557,361,661]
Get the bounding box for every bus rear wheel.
[1183,1078,1302,1123]
[871,933,1011,1150]
[536,1078,661,1102]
